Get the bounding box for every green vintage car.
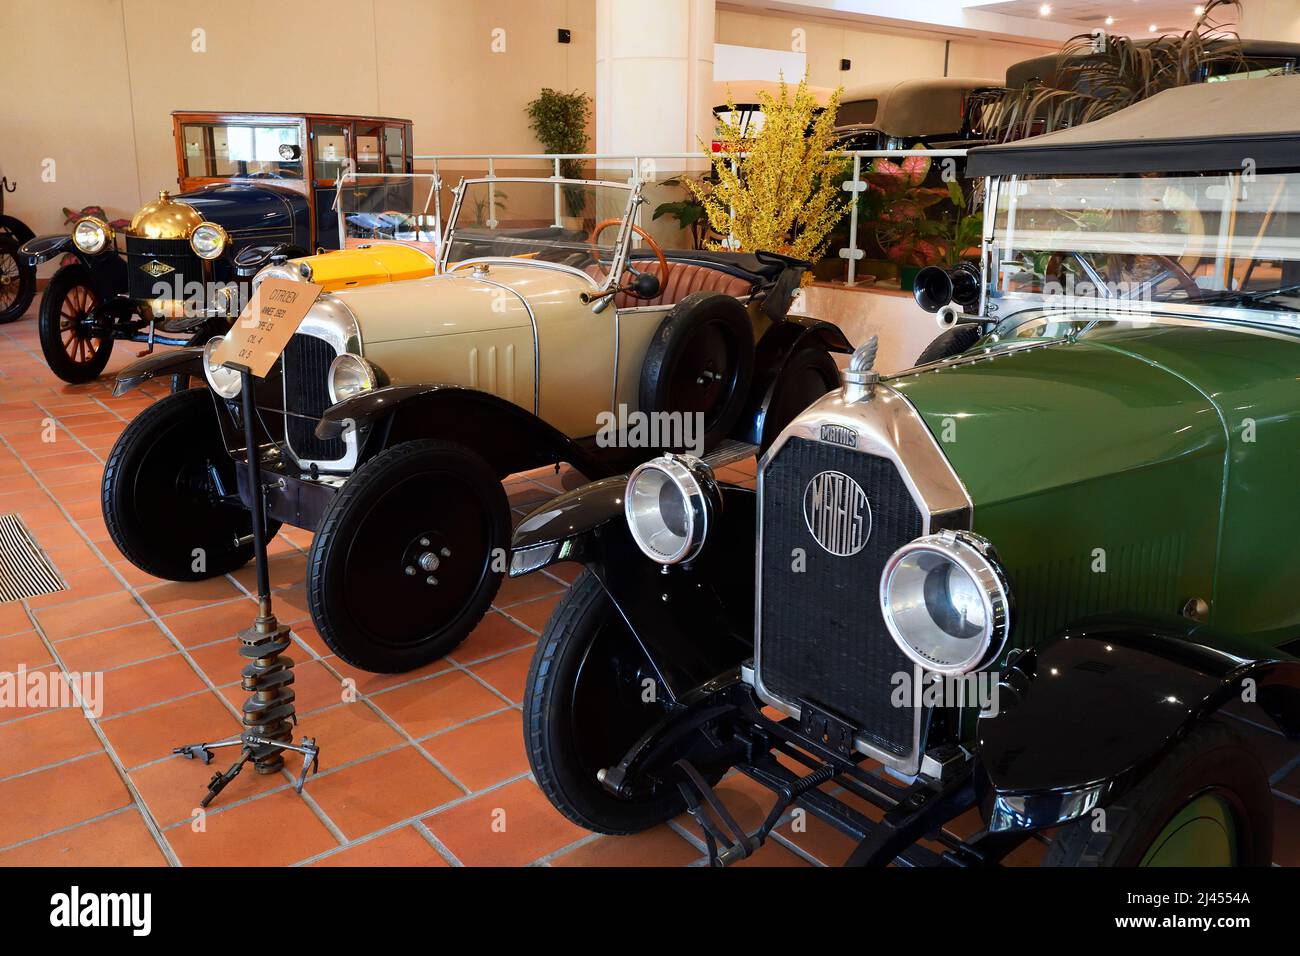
[506,76,1300,866]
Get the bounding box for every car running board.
[701,438,757,472]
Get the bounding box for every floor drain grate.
[0,513,67,604]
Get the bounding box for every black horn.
[913,261,981,313]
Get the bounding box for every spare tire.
[639,291,755,452]
[914,323,982,366]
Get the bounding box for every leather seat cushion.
[585,261,756,308]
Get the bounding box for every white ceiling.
[721,0,1218,43]
[979,1,1206,35]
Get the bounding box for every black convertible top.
[966,75,1300,177]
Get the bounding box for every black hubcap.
[666,321,740,428]
[341,474,491,648]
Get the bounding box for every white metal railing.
[409,150,972,287]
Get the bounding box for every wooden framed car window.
[173,113,308,193]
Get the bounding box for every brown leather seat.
[585,262,756,309]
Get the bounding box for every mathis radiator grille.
[283,333,345,463]
[758,437,925,757]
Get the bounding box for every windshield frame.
[438,176,641,293]
[981,170,1300,335]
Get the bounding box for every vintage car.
[831,77,999,151]
[21,110,413,382]
[507,77,1300,866]
[103,174,852,673]
[0,170,36,323]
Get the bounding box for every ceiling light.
[1105,15,1115,25]
[1148,23,1158,31]
[1039,3,1051,14]
[1194,5,1206,14]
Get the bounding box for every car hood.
[328,262,590,344]
[176,182,301,234]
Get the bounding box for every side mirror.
[914,262,981,313]
[630,271,660,300]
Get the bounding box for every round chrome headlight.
[72,217,111,255]
[251,265,296,292]
[190,222,228,260]
[624,455,717,565]
[880,531,1011,676]
[327,353,379,404]
[202,336,242,399]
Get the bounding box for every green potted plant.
[525,88,592,217]
[862,156,950,289]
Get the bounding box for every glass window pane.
[355,123,383,174]
[180,123,302,180]
[384,127,405,174]
[313,122,350,181]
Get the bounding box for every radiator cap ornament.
[841,336,879,403]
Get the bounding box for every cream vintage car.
[103,175,852,672]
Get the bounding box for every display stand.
[173,364,320,807]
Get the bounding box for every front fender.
[737,316,853,446]
[21,234,72,267]
[977,620,1300,832]
[233,242,307,278]
[0,215,35,245]
[511,480,757,701]
[112,346,205,397]
[317,383,608,478]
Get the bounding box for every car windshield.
[336,173,440,252]
[180,122,304,180]
[990,170,1300,313]
[443,179,634,281]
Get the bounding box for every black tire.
[525,570,687,833]
[640,291,755,451]
[39,264,114,383]
[759,343,840,455]
[1042,721,1273,867]
[103,388,279,581]
[306,439,510,673]
[0,236,35,324]
[915,323,982,366]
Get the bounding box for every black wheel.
[525,570,687,834]
[1042,721,1273,867]
[306,440,510,673]
[0,236,35,324]
[914,323,982,366]
[759,343,840,455]
[640,291,755,451]
[103,388,279,581]
[39,264,114,383]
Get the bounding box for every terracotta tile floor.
[0,302,1296,868]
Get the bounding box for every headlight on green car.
[625,454,718,565]
[72,216,112,255]
[327,353,381,404]
[190,222,228,260]
[880,530,1011,676]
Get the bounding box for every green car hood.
[889,319,1300,646]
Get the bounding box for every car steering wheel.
[589,219,670,298]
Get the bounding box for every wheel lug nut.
[426,576,437,586]
[418,552,439,572]
[419,537,430,546]
[440,547,451,557]
[404,565,416,576]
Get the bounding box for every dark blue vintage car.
[22,110,413,383]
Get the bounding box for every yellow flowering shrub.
[690,77,848,271]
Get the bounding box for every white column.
[595,0,716,162]
[1238,0,1300,41]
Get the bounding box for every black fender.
[111,346,205,397]
[23,237,129,300]
[735,316,852,446]
[233,242,309,278]
[977,619,1300,832]
[316,383,609,479]
[510,477,757,702]
[0,215,35,245]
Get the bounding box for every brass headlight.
[72,217,112,255]
[190,222,228,260]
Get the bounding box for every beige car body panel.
[321,259,686,440]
